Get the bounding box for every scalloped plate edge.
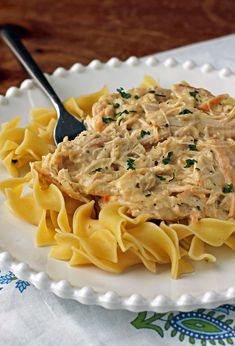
[0,56,234,104]
[0,249,235,312]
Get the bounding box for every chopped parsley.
[188,144,198,151]
[223,183,233,193]
[102,117,114,123]
[179,109,193,115]
[156,175,166,181]
[196,206,201,211]
[162,151,173,165]
[140,130,150,138]
[184,159,197,168]
[145,192,152,197]
[127,158,135,170]
[115,109,129,117]
[113,103,120,108]
[117,87,131,99]
[189,90,199,100]
[134,95,140,99]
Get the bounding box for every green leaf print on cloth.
[130,305,235,345]
[131,312,165,337]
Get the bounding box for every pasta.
[0,78,235,279]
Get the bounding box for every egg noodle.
[0,76,235,279]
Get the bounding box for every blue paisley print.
[131,306,235,345]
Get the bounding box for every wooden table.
[0,0,235,94]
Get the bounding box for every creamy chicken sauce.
[38,83,235,223]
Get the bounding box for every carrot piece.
[103,195,110,203]
[199,94,226,111]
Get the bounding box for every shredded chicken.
[37,83,235,223]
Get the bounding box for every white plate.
[0,57,235,312]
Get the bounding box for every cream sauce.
[38,83,235,223]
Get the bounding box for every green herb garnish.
[196,206,201,211]
[145,192,152,197]
[113,103,120,109]
[184,159,197,168]
[179,109,193,115]
[134,95,140,99]
[92,168,102,173]
[223,183,233,193]
[156,175,166,181]
[162,151,173,165]
[127,158,135,170]
[140,130,150,138]
[189,91,198,100]
[188,144,198,151]
[115,109,129,117]
[102,117,114,123]
[117,87,131,99]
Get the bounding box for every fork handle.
[1,25,64,114]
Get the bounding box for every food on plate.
[37,82,235,223]
[1,77,235,278]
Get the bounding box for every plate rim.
[0,56,235,312]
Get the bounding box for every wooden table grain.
[0,0,235,94]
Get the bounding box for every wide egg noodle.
[50,233,81,261]
[70,247,141,273]
[5,186,43,226]
[188,236,216,262]
[3,151,20,176]
[225,233,235,250]
[15,128,54,161]
[139,74,159,88]
[0,171,42,225]
[0,117,25,176]
[48,200,192,277]
[75,85,109,116]
[189,218,235,247]
[32,169,73,233]
[37,210,57,246]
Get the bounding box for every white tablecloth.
[1,34,235,345]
